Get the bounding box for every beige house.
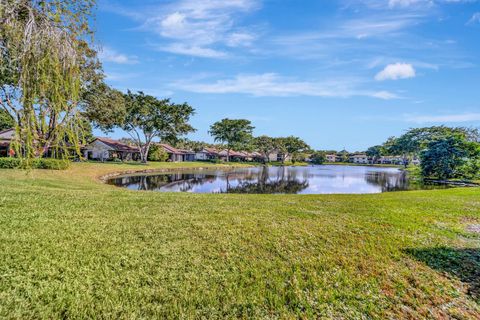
[268,151,291,162]
[83,138,140,161]
[326,154,337,162]
[195,147,220,161]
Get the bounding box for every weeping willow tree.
[0,0,97,161]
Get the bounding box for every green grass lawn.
[0,162,479,319]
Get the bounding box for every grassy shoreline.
[1,162,479,318]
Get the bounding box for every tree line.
[208,118,310,163]
[367,126,480,180]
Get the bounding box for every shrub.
[310,151,326,165]
[457,158,480,180]
[32,159,70,170]
[0,158,69,170]
[0,157,21,169]
[148,144,169,162]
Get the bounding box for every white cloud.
[375,63,416,80]
[141,0,260,58]
[161,44,227,58]
[342,0,433,10]
[98,47,138,64]
[274,14,421,44]
[105,71,141,81]
[174,73,398,99]
[388,0,432,7]
[352,0,473,9]
[406,113,480,123]
[226,32,256,47]
[467,12,480,25]
[371,91,399,99]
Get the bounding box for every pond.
[107,165,450,194]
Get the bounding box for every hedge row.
[0,158,70,170]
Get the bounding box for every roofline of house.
[0,128,14,136]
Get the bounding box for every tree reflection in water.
[364,171,409,192]
[108,165,451,194]
[109,166,309,194]
[224,166,309,194]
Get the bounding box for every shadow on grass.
[405,247,480,302]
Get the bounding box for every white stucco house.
[350,154,370,164]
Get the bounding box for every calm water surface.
[107,165,449,194]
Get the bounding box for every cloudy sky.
[95,0,480,150]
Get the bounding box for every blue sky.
[94,0,480,151]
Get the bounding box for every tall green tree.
[366,145,384,163]
[82,82,126,132]
[420,134,474,179]
[386,126,478,166]
[0,0,99,160]
[253,135,276,163]
[274,136,310,164]
[0,109,14,131]
[171,139,207,152]
[310,151,326,165]
[209,119,254,162]
[122,91,196,163]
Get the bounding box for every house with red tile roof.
[158,143,195,162]
[83,137,140,161]
[195,147,220,161]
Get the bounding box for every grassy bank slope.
[0,162,479,319]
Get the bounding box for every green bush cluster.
[310,151,326,165]
[0,158,70,170]
[147,144,169,162]
[31,159,70,170]
[0,157,20,169]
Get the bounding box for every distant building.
[268,151,291,162]
[250,151,265,162]
[0,128,14,157]
[377,156,404,165]
[350,154,370,164]
[158,144,195,162]
[326,154,337,162]
[83,137,140,161]
[195,147,219,161]
[178,149,196,162]
[217,150,247,162]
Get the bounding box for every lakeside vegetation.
[368,126,480,181]
[1,162,479,318]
